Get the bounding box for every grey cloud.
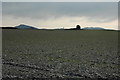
[3,2,118,22]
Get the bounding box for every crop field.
[2,29,119,79]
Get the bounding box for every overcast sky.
[2,2,118,30]
[2,0,120,2]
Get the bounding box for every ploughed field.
[2,29,119,79]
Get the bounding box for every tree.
[76,25,81,29]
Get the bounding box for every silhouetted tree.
[76,25,81,29]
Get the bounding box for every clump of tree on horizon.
[76,25,81,30]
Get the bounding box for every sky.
[2,2,119,30]
[2,0,120,2]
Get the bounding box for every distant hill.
[15,24,38,29]
[82,27,105,30]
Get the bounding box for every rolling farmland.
[2,29,119,79]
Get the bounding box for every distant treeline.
[0,27,17,29]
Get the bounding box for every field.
[2,29,119,79]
